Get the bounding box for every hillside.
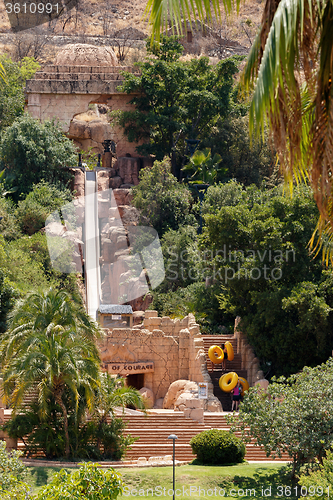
[0,0,263,63]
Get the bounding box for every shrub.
[189,429,245,464]
[35,462,124,500]
[298,450,333,499]
[0,440,30,500]
[16,181,72,235]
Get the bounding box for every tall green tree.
[131,157,194,236]
[200,182,333,375]
[115,36,239,179]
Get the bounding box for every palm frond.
[144,0,225,41]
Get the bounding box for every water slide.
[84,171,101,320]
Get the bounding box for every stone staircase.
[203,335,246,411]
[122,411,289,462]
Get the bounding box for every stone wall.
[99,311,213,403]
[234,316,264,386]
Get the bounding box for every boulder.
[163,380,198,409]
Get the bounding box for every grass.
[26,462,299,499]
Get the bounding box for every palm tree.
[0,288,102,458]
[94,373,146,424]
[1,288,101,364]
[92,373,146,456]
[146,0,333,260]
[182,148,224,185]
[2,323,100,458]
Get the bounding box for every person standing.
[231,381,241,411]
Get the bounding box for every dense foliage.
[190,429,245,464]
[131,158,194,237]
[228,359,333,477]
[299,450,333,499]
[0,114,76,198]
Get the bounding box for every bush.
[0,440,30,500]
[298,450,333,498]
[35,462,124,500]
[189,429,245,464]
[16,181,72,235]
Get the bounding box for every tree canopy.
[115,36,240,179]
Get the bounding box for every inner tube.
[238,377,249,393]
[219,372,238,392]
[225,341,234,361]
[208,345,224,364]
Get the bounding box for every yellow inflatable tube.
[238,377,249,393]
[219,372,238,392]
[225,341,234,361]
[208,345,224,364]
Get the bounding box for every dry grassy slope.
[0,0,263,53]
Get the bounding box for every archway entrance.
[127,373,145,390]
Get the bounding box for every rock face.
[68,118,113,154]
[54,44,118,67]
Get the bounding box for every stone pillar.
[27,93,41,120]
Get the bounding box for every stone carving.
[54,43,118,67]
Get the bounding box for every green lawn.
[27,462,300,499]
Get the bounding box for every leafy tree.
[131,158,194,236]
[0,55,39,132]
[202,115,276,187]
[299,450,333,499]
[115,37,240,178]
[0,114,76,198]
[145,0,333,260]
[228,359,333,477]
